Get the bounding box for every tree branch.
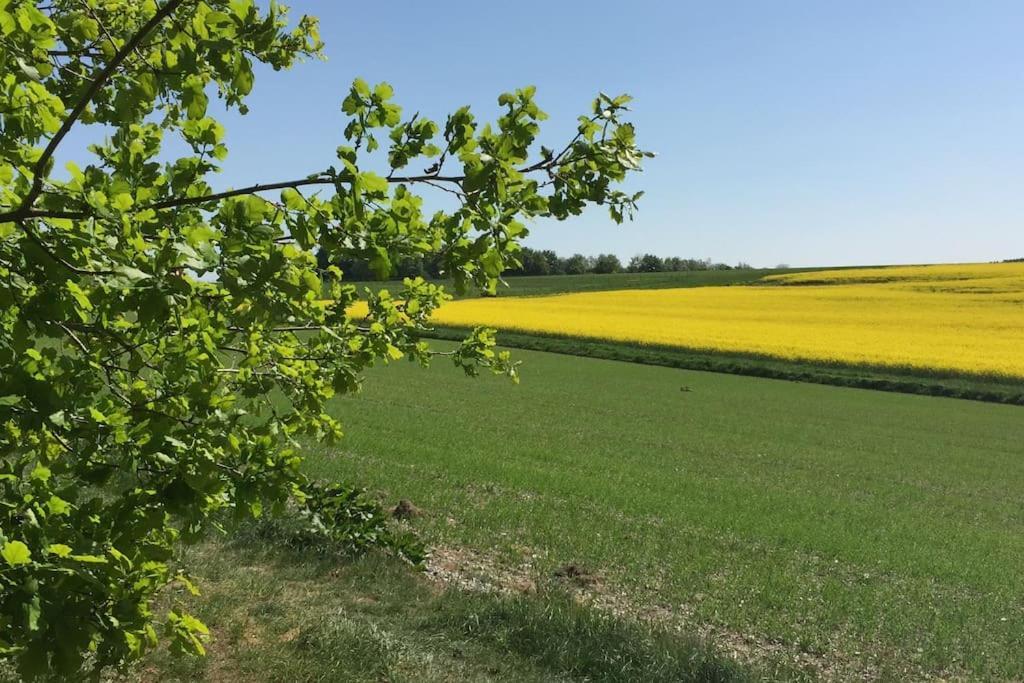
[0,150,571,223]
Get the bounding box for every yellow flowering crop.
[430,262,1024,378]
[764,261,1024,291]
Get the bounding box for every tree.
[592,253,621,274]
[539,249,564,275]
[663,256,684,271]
[0,1,650,678]
[508,247,550,276]
[563,253,590,275]
[629,253,664,272]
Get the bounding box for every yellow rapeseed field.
[429,262,1024,378]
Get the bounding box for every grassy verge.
[132,519,754,682]
[424,326,1024,404]
[303,344,1024,679]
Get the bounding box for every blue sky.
[168,2,1024,266]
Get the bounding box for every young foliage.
[0,0,651,677]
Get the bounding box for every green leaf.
[2,541,31,566]
[26,596,41,632]
[0,11,15,36]
[359,172,388,194]
[233,65,254,96]
[116,266,150,282]
[111,192,134,211]
[280,187,304,210]
[46,496,70,516]
[185,84,209,119]
[65,281,92,311]
[15,57,41,82]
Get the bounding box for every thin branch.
[420,178,468,201]
[3,209,89,220]
[227,325,324,333]
[57,321,90,355]
[47,49,104,57]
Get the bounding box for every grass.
[298,343,1024,679]
[424,326,1024,405]
[130,520,752,682]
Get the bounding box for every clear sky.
[201,1,1023,267]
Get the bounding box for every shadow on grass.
[139,516,758,682]
[431,590,748,683]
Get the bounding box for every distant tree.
[506,247,550,276]
[663,256,684,271]
[395,256,429,279]
[539,249,564,275]
[592,253,622,274]
[629,253,665,272]
[735,262,753,270]
[563,253,590,275]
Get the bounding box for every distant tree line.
[317,247,749,280]
[506,249,751,275]
[316,249,446,281]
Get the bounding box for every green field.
[292,344,1024,680]
[423,326,1024,405]
[355,267,818,299]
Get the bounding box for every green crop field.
[289,344,1024,680]
[354,267,821,299]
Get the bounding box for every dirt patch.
[391,498,423,520]
[278,626,302,644]
[553,563,600,588]
[427,546,542,596]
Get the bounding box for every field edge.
[422,326,1024,405]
